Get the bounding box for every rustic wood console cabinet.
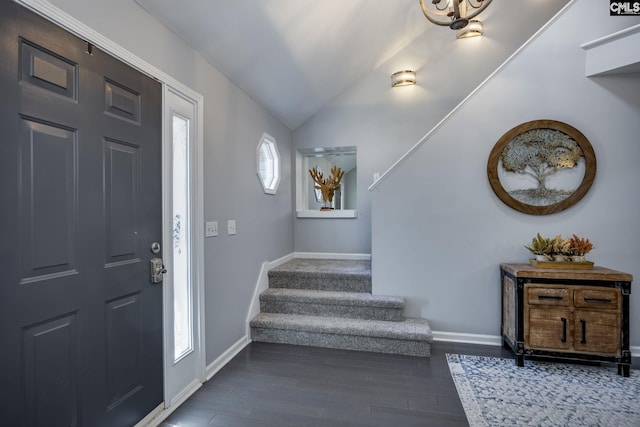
[500,263,632,376]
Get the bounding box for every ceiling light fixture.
[456,19,483,39]
[419,0,492,31]
[391,70,417,87]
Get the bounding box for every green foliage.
[524,233,554,258]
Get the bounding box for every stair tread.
[260,288,404,308]
[270,259,371,278]
[251,313,432,341]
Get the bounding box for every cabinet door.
[526,307,572,350]
[573,310,620,355]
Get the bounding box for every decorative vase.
[553,255,568,262]
[535,255,548,261]
[571,255,586,262]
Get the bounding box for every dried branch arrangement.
[525,233,594,260]
[309,165,344,208]
[569,234,594,256]
[524,233,555,259]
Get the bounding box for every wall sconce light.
[456,20,483,39]
[391,70,416,87]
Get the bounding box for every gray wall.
[371,1,640,346]
[46,0,294,364]
[292,1,570,254]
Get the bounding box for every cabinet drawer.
[574,288,620,310]
[526,286,570,306]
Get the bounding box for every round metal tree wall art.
[487,120,596,215]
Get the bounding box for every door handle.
[584,297,611,303]
[150,258,166,284]
[538,295,563,300]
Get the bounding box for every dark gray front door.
[0,2,163,426]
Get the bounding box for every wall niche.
[296,146,357,218]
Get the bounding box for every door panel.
[104,79,141,124]
[106,293,144,410]
[20,119,79,283]
[22,313,80,427]
[0,2,163,426]
[104,138,141,265]
[20,39,79,101]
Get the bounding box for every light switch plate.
[227,219,236,235]
[205,221,218,237]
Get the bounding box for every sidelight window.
[172,113,193,362]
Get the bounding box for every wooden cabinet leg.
[618,364,630,377]
[516,355,524,367]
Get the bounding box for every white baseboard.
[167,379,202,410]
[205,335,250,381]
[138,379,202,427]
[432,331,502,346]
[246,253,295,336]
[294,252,371,260]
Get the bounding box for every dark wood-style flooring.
[160,341,639,427]
[159,341,508,427]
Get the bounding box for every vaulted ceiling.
[134,0,570,130]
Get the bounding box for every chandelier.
[419,0,492,30]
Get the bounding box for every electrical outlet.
[205,221,218,237]
[227,219,236,235]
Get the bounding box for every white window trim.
[256,132,281,195]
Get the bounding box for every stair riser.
[268,273,371,292]
[260,301,403,321]
[251,328,431,357]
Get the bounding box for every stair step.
[269,259,371,292]
[250,313,432,357]
[260,288,404,321]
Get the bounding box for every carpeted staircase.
[250,258,433,357]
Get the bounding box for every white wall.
[292,0,570,254]
[44,0,294,363]
[371,1,640,346]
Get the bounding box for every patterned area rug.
[447,354,640,427]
